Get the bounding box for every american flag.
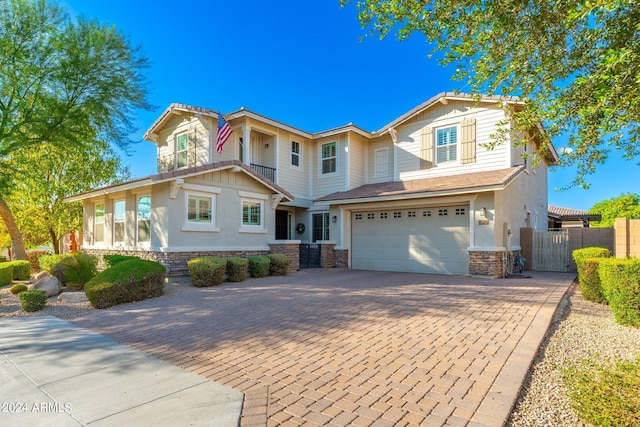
[216,113,233,153]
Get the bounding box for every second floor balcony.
[158,154,275,182]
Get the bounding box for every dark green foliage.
[0,263,12,286]
[187,257,226,287]
[562,356,640,426]
[103,254,141,268]
[9,283,28,294]
[225,257,248,282]
[84,259,166,309]
[248,256,270,278]
[6,260,30,280]
[18,290,47,312]
[599,258,640,327]
[573,247,611,303]
[268,254,290,276]
[0,255,6,262]
[61,253,98,290]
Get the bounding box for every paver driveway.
[71,269,573,427]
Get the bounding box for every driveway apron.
[70,269,573,427]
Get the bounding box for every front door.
[275,210,289,240]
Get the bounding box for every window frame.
[312,212,330,242]
[291,140,301,168]
[321,141,337,175]
[176,132,189,169]
[182,190,219,232]
[374,147,388,178]
[435,125,459,164]
[94,202,105,245]
[238,191,268,234]
[113,199,125,246]
[136,195,151,246]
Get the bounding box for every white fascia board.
[63,178,154,203]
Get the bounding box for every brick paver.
[71,269,573,426]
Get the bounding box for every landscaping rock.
[31,276,61,297]
[57,292,88,304]
[30,271,51,284]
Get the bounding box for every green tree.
[5,140,131,254]
[343,0,640,187]
[0,0,151,259]
[589,193,640,227]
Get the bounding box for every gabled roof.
[225,107,313,139]
[315,166,524,205]
[144,103,218,142]
[64,160,294,203]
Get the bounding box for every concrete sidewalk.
[0,316,243,427]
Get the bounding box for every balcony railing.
[251,163,276,182]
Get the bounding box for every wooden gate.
[532,229,570,272]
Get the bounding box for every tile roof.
[315,166,524,203]
[547,205,601,219]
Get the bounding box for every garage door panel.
[352,205,469,275]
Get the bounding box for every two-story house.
[66,92,558,277]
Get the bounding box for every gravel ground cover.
[2,276,638,425]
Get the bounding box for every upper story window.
[113,200,125,245]
[436,126,458,164]
[176,133,188,169]
[137,195,151,245]
[291,141,300,167]
[94,203,105,244]
[321,142,336,174]
[374,148,388,177]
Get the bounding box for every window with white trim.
[188,195,212,223]
[242,200,263,228]
[113,200,125,245]
[94,203,105,244]
[312,213,330,242]
[291,141,300,167]
[137,196,151,244]
[176,133,188,169]
[321,142,336,174]
[436,126,458,163]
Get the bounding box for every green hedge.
[9,283,28,295]
[599,258,640,327]
[6,260,31,281]
[188,257,226,287]
[248,256,270,278]
[103,254,141,268]
[573,247,612,303]
[225,257,248,282]
[0,255,7,262]
[268,254,290,276]
[19,290,47,312]
[84,259,166,309]
[0,263,12,287]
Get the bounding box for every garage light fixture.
[481,207,487,217]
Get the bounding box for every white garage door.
[351,206,470,275]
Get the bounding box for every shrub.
[268,254,290,276]
[187,257,226,287]
[18,290,47,312]
[26,250,47,273]
[248,256,270,278]
[39,254,72,284]
[6,260,31,280]
[84,259,166,309]
[0,255,6,262]
[0,263,12,287]
[9,283,28,295]
[61,253,98,291]
[599,258,640,327]
[103,254,141,268]
[572,247,611,304]
[225,257,248,282]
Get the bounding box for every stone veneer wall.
[268,242,300,272]
[468,250,506,278]
[320,242,335,269]
[83,248,269,276]
[333,249,349,268]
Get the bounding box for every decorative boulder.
[57,292,88,304]
[32,276,61,297]
[30,271,51,284]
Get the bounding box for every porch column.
[243,125,252,165]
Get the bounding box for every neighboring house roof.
[548,205,602,222]
[64,160,294,203]
[315,166,524,205]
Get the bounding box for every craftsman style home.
[67,92,558,277]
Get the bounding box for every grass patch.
[562,355,640,426]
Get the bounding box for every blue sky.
[62,0,638,212]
